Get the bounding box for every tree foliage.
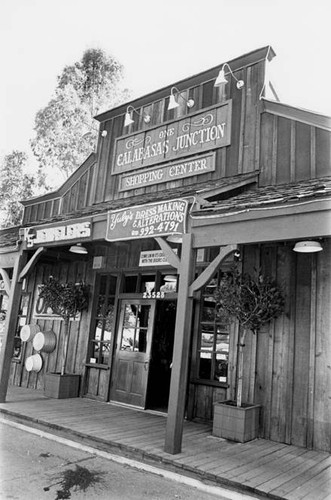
[31,48,130,189]
[39,277,89,322]
[0,151,36,228]
[214,264,285,406]
[214,265,285,334]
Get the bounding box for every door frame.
[109,298,156,408]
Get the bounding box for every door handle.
[144,361,149,371]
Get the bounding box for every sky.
[0,0,330,170]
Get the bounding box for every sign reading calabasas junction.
[113,101,231,174]
[106,199,188,242]
[119,153,215,191]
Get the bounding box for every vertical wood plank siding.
[260,113,331,186]
[191,241,330,452]
[9,259,92,391]
[247,242,330,452]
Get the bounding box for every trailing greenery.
[39,277,89,375]
[214,264,284,406]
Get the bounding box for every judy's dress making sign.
[106,199,188,242]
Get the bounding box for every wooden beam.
[18,247,45,281]
[191,209,331,248]
[188,244,238,296]
[155,237,180,269]
[0,268,11,295]
[0,251,27,402]
[165,234,195,454]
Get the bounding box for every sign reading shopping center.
[113,101,232,175]
[106,199,188,242]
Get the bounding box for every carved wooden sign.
[113,101,232,174]
[24,220,91,247]
[106,199,188,242]
[119,153,215,191]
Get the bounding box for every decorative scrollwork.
[126,136,144,149]
[181,113,214,133]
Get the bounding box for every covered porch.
[1,385,330,500]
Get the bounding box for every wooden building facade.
[0,46,330,454]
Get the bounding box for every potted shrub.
[38,276,89,398]
[212,265,284,442]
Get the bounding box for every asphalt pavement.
[0,419,262,500]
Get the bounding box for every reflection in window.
[197,271,230,384]
[90,275,117,365]
[120,304,150,353]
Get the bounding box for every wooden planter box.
[213,401,261,443]
[44,373,80,399]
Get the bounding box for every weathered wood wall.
[94,61,265,204]
[259,112,331,186]
[9,258,93,390]
[188,240,331,453]
[244,241,330,452]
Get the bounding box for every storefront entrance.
[110,299,176,411]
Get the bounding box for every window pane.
[214,357,228,382]
[100,341,111,364]
[99,275,107,295]
[197,268,232,384]
[201,305,215,322]
[90,340,100,359]
[201,331,214,347]
[108,275,117,295]
[136,328,147,352]
[123,275,137,293]
[120,327,135,350]
[13,336,22,358]
[139,305,150,328]
[140,275,155,293]
[19,295,29,315]
[199,350,212,379]
[96,295,105,316]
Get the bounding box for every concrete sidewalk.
[0,386,330,500]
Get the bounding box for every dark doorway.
[147,300,176,412]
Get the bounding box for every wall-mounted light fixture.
[69,243,88,254]
[124,105,151,127]
[214,63,244,90]
[167,87,195,111]
[293,240,323,253]
[166,234,183,244]
[101,130,107,137]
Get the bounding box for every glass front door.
[110,300,155,408]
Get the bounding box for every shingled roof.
[192,176,331,217]
[20,172,259,228]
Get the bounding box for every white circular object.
[20,324,40,342]
[25,353,43,372]
[33,331,57,353]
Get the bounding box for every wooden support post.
[0,250,27,403]
[164,233,195,454]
